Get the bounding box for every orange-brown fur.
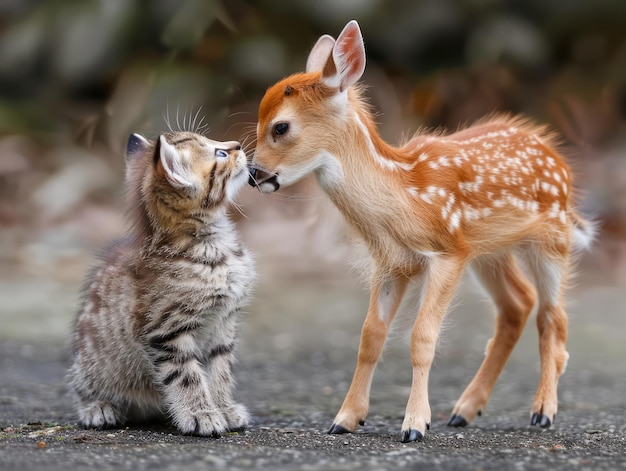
[251,21,594,442]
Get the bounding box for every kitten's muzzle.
[248,165,280,192]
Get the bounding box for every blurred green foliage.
[0,0,625,150]
[1,0,626,280]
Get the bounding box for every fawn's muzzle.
[248,166,280,193]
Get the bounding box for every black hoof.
[400,428,424,443]
[447,414,468,427]
[359,420,365,426]
[328,423,352,434]
[530,413,552,428]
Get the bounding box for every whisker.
[242,142,256,155]
[230,200,248,219]
[246,171,269,201]
[225,122,242,136]
[227,111,254,119]
[196,114,207,133]
[241,134,255,149]
[248,163,277,177]
[241,129,257,143]
[197,122,210,135]
[191,107,203,133]
[163,101,173,132]
[239,123,258,131]
[224,120,258,136]
[268,192,319,202]
[176,104,181,131]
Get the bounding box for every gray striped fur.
[68,132,255,436]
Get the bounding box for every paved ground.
[1,243,626,470]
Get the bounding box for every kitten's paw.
[78,401,124,429]
[175,409,228,437]
[225,403,250,432]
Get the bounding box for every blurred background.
[1,0,626,373]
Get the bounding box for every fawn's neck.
[317,97,434,258]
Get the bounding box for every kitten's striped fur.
[68,132,255,436]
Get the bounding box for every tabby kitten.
[68,131,255,437]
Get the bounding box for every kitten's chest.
[146,239,254,315]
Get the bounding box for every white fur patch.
[353,113,404,171]
[276,150,344,191]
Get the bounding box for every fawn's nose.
[247,165,280,192]
[248,168,258,187]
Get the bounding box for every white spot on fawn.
[442,193,456,219]
[548,201,561,219]
[448,210,461,232]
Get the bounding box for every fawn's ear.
[157,135,195,190]
[306,34,335,73]
[322,20,365,92]
[126,133,149,160]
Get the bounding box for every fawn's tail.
[571,212,597,252]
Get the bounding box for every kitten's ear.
[306,34,335,73]
[157,135,194,190]
[321,20,366,92]
[126,133,149,160]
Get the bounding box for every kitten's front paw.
[78,401,124,429]
[175,409,228,437]
[225,403,250,432]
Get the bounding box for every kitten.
[68,131,256,437]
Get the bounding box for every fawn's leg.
[448,253,536,427]
[525,246,571,428]
[328,271,411,434]
[402,255,465,442]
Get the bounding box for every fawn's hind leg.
[449,252,536,427]
[525,245,571,428]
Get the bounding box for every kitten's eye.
[215,149,228,158]
[273,122,289,136]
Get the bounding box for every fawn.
[249,20,594,442]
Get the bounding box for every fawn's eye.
[273,122,289,136]
[215,149,228,158]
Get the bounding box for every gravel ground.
[1,267,626,470]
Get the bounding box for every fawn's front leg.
[328,272,410,434]
[402,255,465,442]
